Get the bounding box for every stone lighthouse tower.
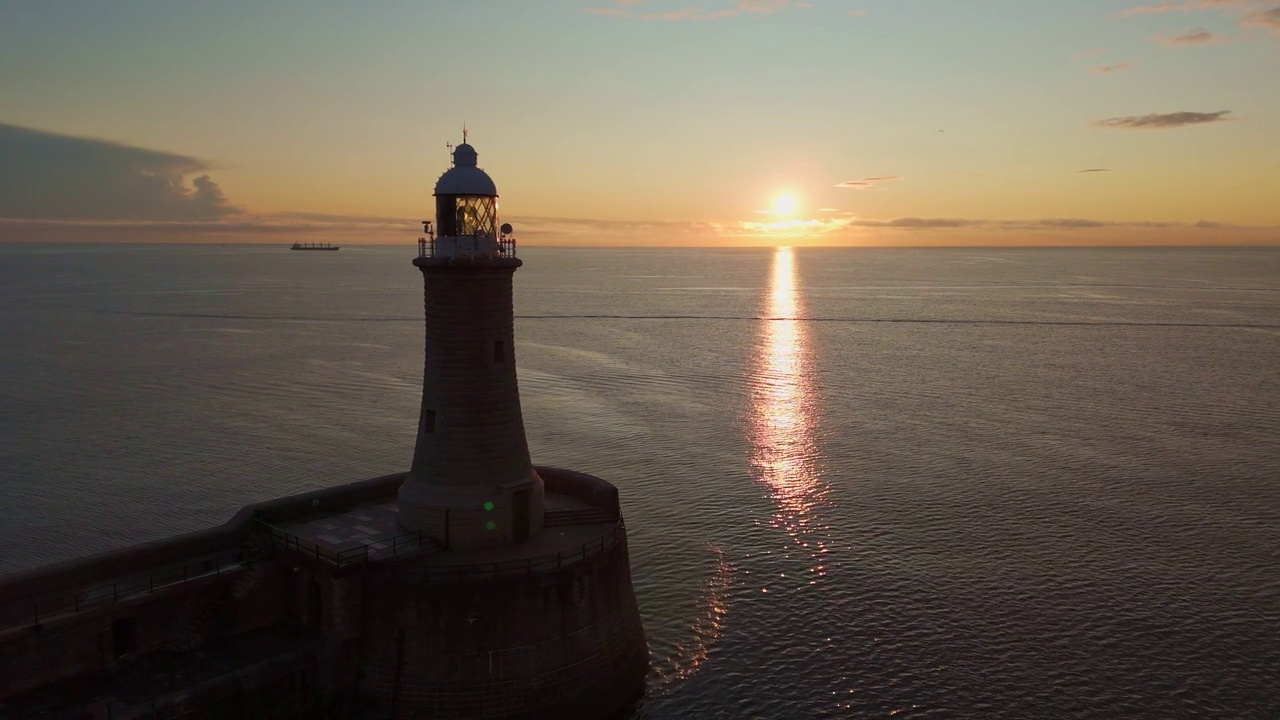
[355,134,649,719]
[397,134,545,548]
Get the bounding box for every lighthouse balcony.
[419,234,517,260]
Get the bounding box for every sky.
[1,0,1278,246]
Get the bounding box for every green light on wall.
[483,501,494,511]
[485,521,496,531]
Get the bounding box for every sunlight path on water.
[748,247,831,576]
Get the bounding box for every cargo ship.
[290,242,340,251]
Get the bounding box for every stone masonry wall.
[360,533,649,719]
[411,264,534,489]
[0,573,230,699]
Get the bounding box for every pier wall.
[0,473,405,710]
[361,536,647,719]
[0,469,646,718]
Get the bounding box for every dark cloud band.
[1091,110,1232,129]
[0,123,239,221]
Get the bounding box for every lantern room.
[423,135,515,259]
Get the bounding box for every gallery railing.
[260,514,625,579]
[262,522,435,568]
[417,522,624,584]
[0,548,253,633]
[417,235,517,259]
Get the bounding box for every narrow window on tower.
[493,340,505,363]
[422,409,436,434]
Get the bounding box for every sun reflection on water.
[749,247,829,570]
[649,544,733,692]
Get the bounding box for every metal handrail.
[264,517,624,579]
[0,549,254,633]
[263,522,432,568]
[417,235,516,259]
[418,523,623,584]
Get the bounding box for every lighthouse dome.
[434,142,498,197]
[452,143,478,165]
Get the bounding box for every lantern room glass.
[436,195,498,239]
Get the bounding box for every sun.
[773,194,798,216]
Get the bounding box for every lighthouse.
[397,135,545,548]
[0,132,649,720]
[361,133,648,718]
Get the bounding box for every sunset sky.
[2,0,1278,246]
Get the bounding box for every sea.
[1,243,1277,718]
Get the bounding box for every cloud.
[1116,0,1279,42]
[839,216,1262,232]
[738,0,789,13]
[1077,168,1111,172]
[1090,62,1131,73]
[504,215,730,243]
[851,217,972,228]
[4,213,1274,247]
[0,211,412,234]
[1243,7,1280,31]
[587,0,799,21]
[1091,110,1233,128]
[1116,2,1184,16]
[1115,0,1255,17]
[835,176,900,190]
[0,122,240,221]
[266,211,417,225]
[725,214,1275,245]
[1031,218,1110,228]
[1158,27,1228,43]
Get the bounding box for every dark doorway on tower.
[112,616,137,657]
[512,489,530,542]
[307,578,323,630]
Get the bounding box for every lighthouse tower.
[397,135,545,548]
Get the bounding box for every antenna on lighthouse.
[462,123,468,143]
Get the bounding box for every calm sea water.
[1,243,1278,717]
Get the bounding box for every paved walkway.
[273,491,608,567]
[276,502,409,559]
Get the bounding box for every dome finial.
[462,122,468,144]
